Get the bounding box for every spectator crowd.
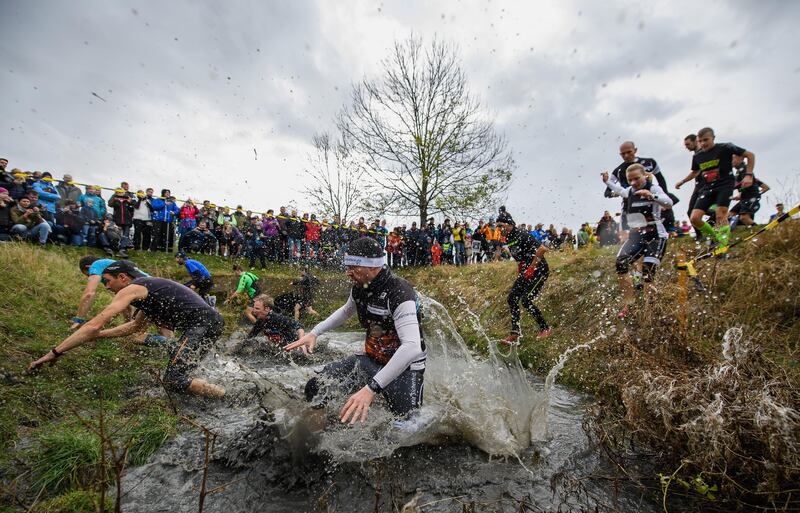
[0,141,781,270]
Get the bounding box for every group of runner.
[603,127,767,317]
[25,125,771,426]
[27,237,427,426]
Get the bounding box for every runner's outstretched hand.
[339,386,375,424]
[28,351,57,371]
[601,171,609,183]
[284,332,317,354]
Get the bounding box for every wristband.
[71,317,86,325]
[51,347,63,357]
[367,379,383,394]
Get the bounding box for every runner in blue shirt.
[71,256,117,329]
[176,252,214,300]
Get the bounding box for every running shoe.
[617,305,630,320]
[499,334,520,346]
[537,327,553,339]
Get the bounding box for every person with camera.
[108,185,136,238]
[10,196,52,245]
[178,220,217,254]
[54,200,86,246]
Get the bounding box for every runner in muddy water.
[248,294,305,346]
[28,260,226,398]
[285,237,426,424]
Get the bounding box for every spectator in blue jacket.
[150,189,180,252]
[78,186,107,218]
[32,172,61,222]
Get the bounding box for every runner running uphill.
[602,164,673,318]
[729,155,769,227]
[495,209,551,344]
[675,127,755,247]
[285,237,426,424]
[28,260,225,397]
[176,252,214,300]
[226,265,261,321]
[71,256,117,330]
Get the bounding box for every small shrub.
[31,427,101,493]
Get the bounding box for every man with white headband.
[285,237,426,425]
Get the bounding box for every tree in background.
[338,37,514,225]
[302,132,364,223]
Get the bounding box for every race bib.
[626,213,649,229]
[702,169,719,183]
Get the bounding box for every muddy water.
[121,298,658,512]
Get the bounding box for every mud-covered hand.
[284,332,317,354]
[339,386,375,424]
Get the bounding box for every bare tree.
[338,37,514,225]
[302,132,364,224]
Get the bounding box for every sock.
[699,222,717,240]
[717,225,731,246]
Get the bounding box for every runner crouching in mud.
[248,294,305,348]
[28,260,226,398]
[285,237,426,425]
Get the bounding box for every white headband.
[344,255,384,267]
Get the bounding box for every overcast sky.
[2,0,799,228]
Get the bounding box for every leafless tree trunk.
[338,36,514,226]
[302,132,365,224]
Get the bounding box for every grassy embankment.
[1,220,797,511]
[403,220,799,509]
[0,244,350,512]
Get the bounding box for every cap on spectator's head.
[176,252,187,260]
[103,260,147,279]
[496,210,515,226]
[344,237,385,267]
[42,172,53,179]
[0,187,7,194]
[499,205,506,213]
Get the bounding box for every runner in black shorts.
[676,127,756,247]
[495,209,551,344]
[729,155,770,227]
[603,164,673,318]
[285,238,426,424]
[28,260,226,397]
[683,134,706,239]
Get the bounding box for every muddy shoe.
[617,305,630,320]
[536,328,553,339]
[499,334,520,346]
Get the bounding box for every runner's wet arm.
[650,185,673,208]
[310,294,356,337]
[605,179,630,198]
[676,170,700,188]
[372,301,424,388]
[98,313,149,338]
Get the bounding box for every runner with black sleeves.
[675,127,756,248]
